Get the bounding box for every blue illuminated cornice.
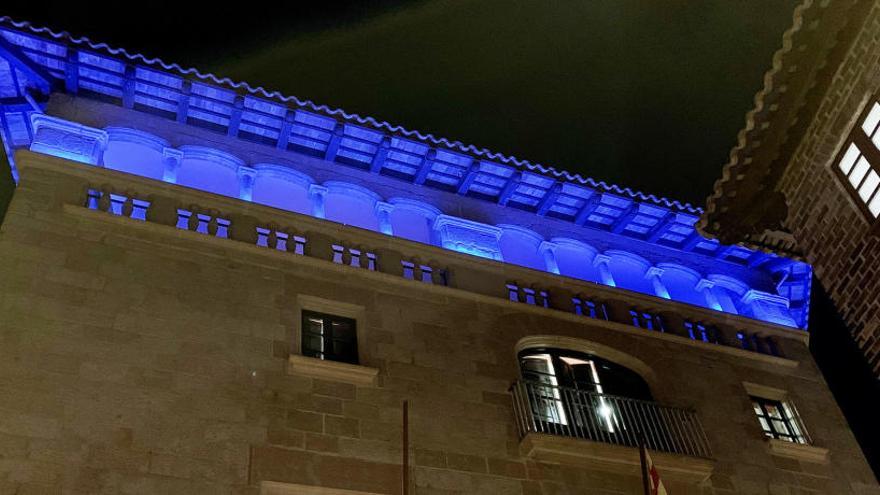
[0,17,814,329]
[0,17,699,209]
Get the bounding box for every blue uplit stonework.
[0,16,812,329]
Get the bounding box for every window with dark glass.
[750,396,807,444]
[301,310,358,364]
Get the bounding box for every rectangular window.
[750,396,807,444]
[301,310,359,364]
[833,100,880,218]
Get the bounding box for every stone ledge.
[261,481,387,495]
[61,203,804,370]
[287,354,379,386]
[519,433,714,484]
[30,148,807,346]
[767,439,829,464]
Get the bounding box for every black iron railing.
[511,380,712,458]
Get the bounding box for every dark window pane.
[307,318,324,335]
[331,339,357,361]
[301,310,358,364]
[332,321,356,340]
[302,334,324,355]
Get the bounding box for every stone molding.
[742,381,789,401]
[287,355,378,387]
[767,439,830,464]
[61,201,807,369]
[261,481,387,495]
[519,433,715,484]
[31,150,808,358]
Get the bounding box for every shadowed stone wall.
[0,152,874,494]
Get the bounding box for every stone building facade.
[700,0,880,378]
[0,14,877,495]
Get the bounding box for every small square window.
[749,396,808,444]
[301,310,359,365]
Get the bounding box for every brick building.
[0,14,876,495]
[699,0,880,378]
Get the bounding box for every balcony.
[510,380,714,482]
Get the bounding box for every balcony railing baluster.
[511,380,712,459]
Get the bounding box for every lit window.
[750,396,808,444]
[301,310,358,364]
[834,101,880,217]
[518,348,653,430]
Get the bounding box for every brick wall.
[0,153,875,493]
[776,1,880,376]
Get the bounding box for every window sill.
[519,433,714,484]
[287,355,379,386]
[767,438,829,464]
[261,481,385,495]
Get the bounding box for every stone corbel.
[592,254,615,287]
[695,279,723,311]
[161,147,183,183]
[308,184,328,219]
[538,241,560,274]
[644,266,670,299]
[740,289,796,327]
[374,201,394,235]
[237,166,257,201]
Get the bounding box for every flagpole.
[402,400,409,495]
[638,432,650,495]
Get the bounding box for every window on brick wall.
[834,101,880,218]
[301,310,359,365]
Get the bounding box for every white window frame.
[832,99,880,221]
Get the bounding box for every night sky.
[8,0,798,206]
[7,0,879,479]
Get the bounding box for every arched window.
[516,348,656,445]
[519,348,652,401]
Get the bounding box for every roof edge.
[0,15,702,214]
[698,0,810,237]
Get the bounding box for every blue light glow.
[0,15,815,330]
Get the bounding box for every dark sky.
[7,0,799,207]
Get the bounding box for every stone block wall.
[775,1,880,376]
[0,152,875,494]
